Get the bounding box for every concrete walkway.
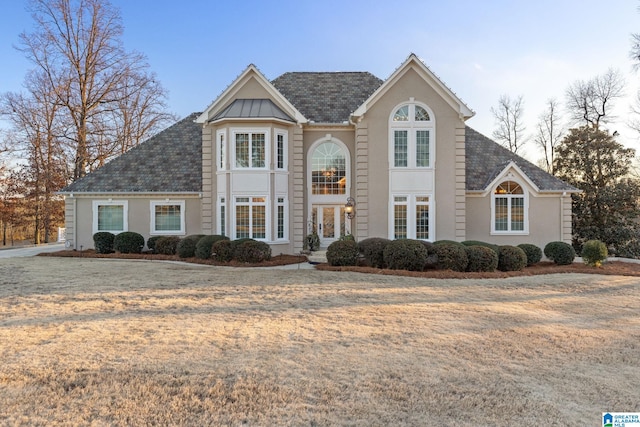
[0,243,65,258]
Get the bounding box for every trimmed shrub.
[235,240,272,263]
[339,234,355,241]
[114,231,145,254]
[177,234,205,258]
[195,235,230,260]
[462,240,499,254]
[357,237,390,268]
[231,238,256,259]
[147,235,165,252]
[497,245,527,271]
[93,232,115,254]
[544,241,576,265]
[581,239,608,267]
[432,242,468,272]
[517,243,542,266]
[326,240,359,266]
[212,239,234,262]
[465,245,498,272]
[433,240,465,247]
[383,239,429,271]
[155,236,180,255]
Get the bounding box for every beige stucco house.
[60,54,578,253]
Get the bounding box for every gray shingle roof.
[271,72,383,123]
[465,127,577,192]
[61,113,202,193]
[212,99,294,122]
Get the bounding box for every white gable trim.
[351,53,474,121]
[195,65,307,124]
[482,161,540,196]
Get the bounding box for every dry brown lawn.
[0,257,638,426]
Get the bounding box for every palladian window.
[493,181,526,233]
[311,142,346,195]
[390,103,434,168]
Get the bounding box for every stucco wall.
[465,194,566,249]
[71,195,202,250]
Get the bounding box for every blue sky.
[1,0,639,161]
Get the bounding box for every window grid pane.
[416,203,429,240]
[277,205,284,239]
[394,204,407,239]
[236,205,250,238]
[393,105,409,121]
[277,134,284,169]
[416,130,430,167]
[98,205,124,231]
[511,197,524,231]
[155,205,181,231]
[311,142,346,195]
[236,133,249,168]
[220,202,226,236]
[495,198,508,231]
[394,130,408,167]
[252,205,266,238]
[252,133,265,168]
[219,134,225,169]
[415,106,430,121]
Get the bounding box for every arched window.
[389,102,434,168]
[311,142,347,195]
[492,181,527,233]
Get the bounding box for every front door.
[312,205,346,247]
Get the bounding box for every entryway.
[312,205,346,247]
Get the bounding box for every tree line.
[0,0,175,245]
[491,33,640,256]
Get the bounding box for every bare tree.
[491,94,527,154]
[534,98,564,174]
[565,68,624,130]
[18,0,173,180]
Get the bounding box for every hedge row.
[326,238,590,272]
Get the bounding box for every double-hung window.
[93,200,128,234]
[234,130,268,169]
[151,201,185,235]
[235,197,267,239]
[492,181,527,234]
[276,131,287,170]
[390,103,433,169]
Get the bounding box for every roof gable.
[271,72,383,123]
[195,65,306,124]
[352,53,474,120]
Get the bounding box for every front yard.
[0,257,638,426]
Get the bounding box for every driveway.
[0,243,65,258]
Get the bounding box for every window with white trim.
[93,200,128,234]
[492,181,527,233]
[311,141,347,195]
[276,131,287,170]
[218,196,226,236]
[235,197,267,239]
[150,201,185,235]
[391,195,432,240]
[276,197,286,240]
[234,130,268,169]
[216,130,226,170]
[390,103,434,168]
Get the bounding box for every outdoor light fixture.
[345,197,355,219]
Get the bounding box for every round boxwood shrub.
[155,236,180,255]
[212,239,234,262]
[357,237,390,268]
[93,232,115,254]
[497,245,527,271]
[432,242,468,272]
[234,240,272,263]
[114,231,145,254]
[383,239,429,271]
[581,239,608,267]
[176,234,205,258]
[517,243,542,266]
[195,235,229,259]
[327,240,359,266]
[147,235,165,252]
[433,240,465,248]
[465,245,498,272]
[544,241,576,265]
[462,240,499,254]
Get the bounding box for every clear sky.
[1,0,639,161]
